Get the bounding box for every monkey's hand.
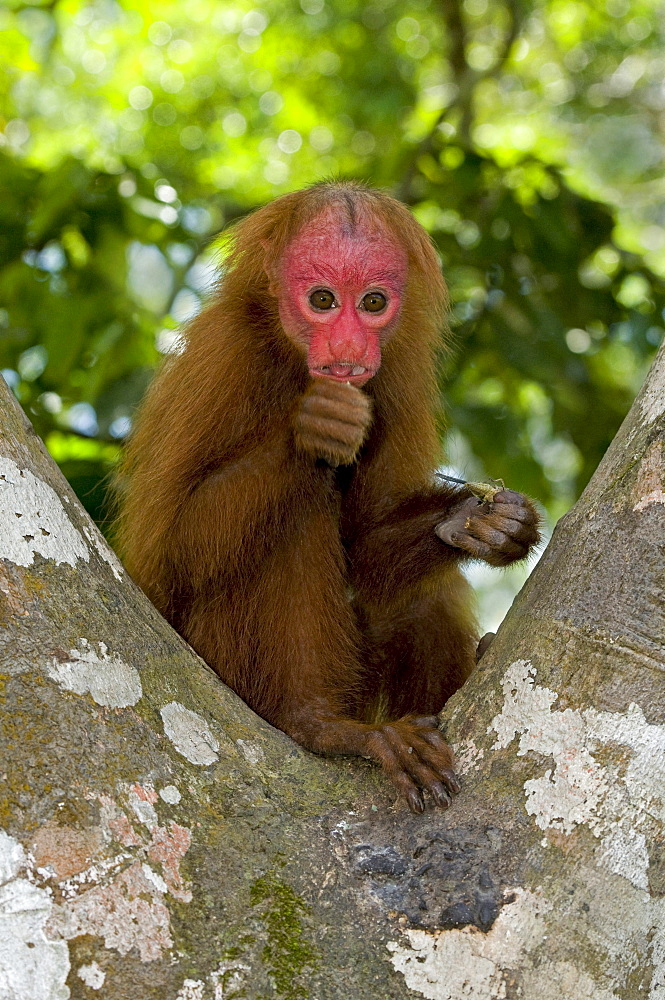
[435,489,540,566]
[293,379,372,466]
[365,716,460,813]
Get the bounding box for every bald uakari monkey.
[118,182,540,812]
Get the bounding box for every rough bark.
[0,343,663,1000]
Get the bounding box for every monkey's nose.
[328,321,367,358]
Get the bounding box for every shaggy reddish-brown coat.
[117,182,539,811]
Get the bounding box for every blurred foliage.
[1,0,664,536]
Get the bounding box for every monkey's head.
[230,183,447,384]
[269,201,408,386]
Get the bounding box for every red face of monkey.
[276,207,408,386]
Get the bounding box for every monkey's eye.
[361,292,387,313]
[309,289,336,310]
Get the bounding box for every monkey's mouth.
[312,363,375,382]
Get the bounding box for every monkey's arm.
[168,436,318,590]
[169,380,371,589]
[348,487,540,603]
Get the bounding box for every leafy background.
[1,0,664,627]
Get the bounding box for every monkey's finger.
[392,755,453,808]
[408,716,462,775]
[492,489,526,505]
[435,519,470,548]
[296,415,366,455]
[448,530,525,567]
[466,518,530,556]
[452,498,485,519]
[487,516,540,545]
[302,383,370,410]
[381,728,453,807]
[483,512,536,538]
[410,715,441,729]
[412,723,455,757]
[466,530,525,564]
[417,737,462,793]
[489,502,540,529]
[366,732,426,812]
[308,378,366,404]
[300,395,370,427]
[430,782,453,807]
[440,768,461,794]
[384,724,459,796]
[398,716,455,760]
[297,413,365,446]
[404,788,426,813]
[409,740,460,795]
[391,771,426,813]
[436,528,495,560]
[304,384,371,421]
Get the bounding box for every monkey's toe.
[367,717,460,811]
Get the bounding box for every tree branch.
[397,0,523,203]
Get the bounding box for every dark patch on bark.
[353,846,408,877]
[344,822,513,931]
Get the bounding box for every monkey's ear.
[260,239,281,296]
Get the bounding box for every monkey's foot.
[365,715,460,814]
[435,489,540,567]
[476,631,496,661]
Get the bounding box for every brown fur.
[116,182,538,812]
